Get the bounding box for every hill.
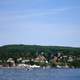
[0,44,80,60]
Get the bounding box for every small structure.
[56,65,62,68]
[22,59,30,63]
[34,55,48,63]
[30,65,40,68]
[64,64,69,68]
[17,57,22,62]
[17,64,27,68]
[57,52,61,57]
[0,60,2,63]
[7,58,15,67]
[51,56,58,64]
[68,56,73,62]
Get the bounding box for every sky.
[0,0,80,47]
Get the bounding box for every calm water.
[0,68,80,80]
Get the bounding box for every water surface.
[0,68,80,80]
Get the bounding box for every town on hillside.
[0,45,80,68]
[0,52,80,69]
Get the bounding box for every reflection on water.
[0,68,80,80]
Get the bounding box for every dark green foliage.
[0,44,80,61]
[69,60,80,68]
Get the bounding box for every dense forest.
[0,44,80,61]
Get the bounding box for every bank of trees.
[0,44,80,61]
[0,44,80,67]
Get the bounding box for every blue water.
[0,68,80,80]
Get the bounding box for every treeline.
[0,44,80,61]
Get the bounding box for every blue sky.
[0,0,80,47]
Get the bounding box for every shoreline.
[0,66,78,69]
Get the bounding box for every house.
[51,56,58,64]
[0,60,2,63]
[17,57,22,62]
[21,59,30,63]
[17,63,28,68]
[68,56,73,62]
[7,58,15,67]
[57,52,61,57]
[34,55,48,63]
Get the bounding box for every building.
[34,55,48,63]
[7,58,15,67]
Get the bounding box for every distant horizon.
[0,43,80,48]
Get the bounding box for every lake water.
[0,68,80,80]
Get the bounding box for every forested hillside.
[0,44,80,60]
